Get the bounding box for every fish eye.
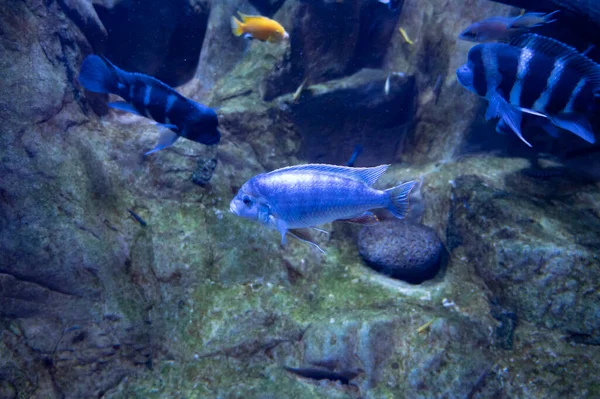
[242,195,252,206]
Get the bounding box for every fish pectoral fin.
[550,114,596,143]
[485,91,505,121]
[155,122,179,131]
[488,92,530,147]
[108,101,142,116]
[339,212,380,225]
[277,219,289,246]
[243,33,254,40]
[287,228,326,254]
[144,129,179,155]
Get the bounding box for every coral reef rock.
[358,220,445,284]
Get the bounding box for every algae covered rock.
[448,174,600,342]
[358,220,445,283]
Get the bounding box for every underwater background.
[1,0,600,398]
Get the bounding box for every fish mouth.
[229,203,237,215]
[456,65,473,88]
[283,32,290,40]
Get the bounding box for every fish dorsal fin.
[267,164,390,186]
[237,11,262,22]
[510,34,600,87]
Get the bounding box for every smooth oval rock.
[358,220,444,284]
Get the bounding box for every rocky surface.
[93,0,211,86]
[2,0,600,398]
[358,220,445,284]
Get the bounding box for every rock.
[195,0,261,94]
[281,68,417,165]
[57,0,108,52]
[448,174,600,341]
[191,145,219,186]
[249,0,286,15]
[0,379,16,399]
[260,0,401,100]
[358,220,445,284]
[382,0,517,163]
[93,0,210,87]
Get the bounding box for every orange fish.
[231,12,289,43]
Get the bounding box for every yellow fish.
[231,12,289,43]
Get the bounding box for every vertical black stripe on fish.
[145,82,170,124]
[482,45,500,97]
[495,45,519,101]
[167,97,195,136]
[470,47,488,97]
[544,68,581,114]
[130,80,151,117]
[520,53,555,110]
[532,59,566,114]
[569,79,595,114]
[163,94,180,126]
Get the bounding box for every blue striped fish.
[457,33,599,146]
[78,55,220,154]
[229,164,418,252]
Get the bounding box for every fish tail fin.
[543,10,560,24]
[385,180,419,219]
[231,16,244,37]
[78,54,121,94]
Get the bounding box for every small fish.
[231,12,289,43]
[456,33,599,147]
[127,209,147,227]
[230,164,418,251]
[384,73,391,96]
[78,55,220,154]
[507,10,559,29]
[417,319,435,334]
[458,11,559,43]
[293,78,308,103]
[346,144,363,167]
[399,27,414,45]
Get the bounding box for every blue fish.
[458,11,559,43]
[230,164,418,251]
[78,55,220,154]
[457,33,599,147]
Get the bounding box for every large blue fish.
[78,55,220,154]
[229,164,418,251]
[457,33,599,146]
